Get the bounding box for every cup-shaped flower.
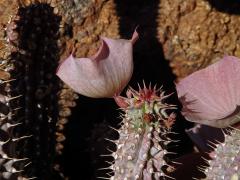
[56,30,138,98]
[176,56,240,128]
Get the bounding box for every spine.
[101,84,177,180]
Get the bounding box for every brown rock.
[61,0,120,58]
[158,0,240,80]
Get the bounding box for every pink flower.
[56,30,138,98]
[176,56,240,128]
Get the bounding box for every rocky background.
[158,0,240,80]
[0,0,240,179]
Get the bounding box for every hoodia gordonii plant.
[200,128,240,180]
[101,84,178,180]
[56,30,180,179]
[1,3,61,179]
[0,1,77,179]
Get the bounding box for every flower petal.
[56,31,138,98]
[176,56,240,128]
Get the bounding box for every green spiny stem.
[100,84,177,180]
[0,2,63,179]
[202,128,240,180]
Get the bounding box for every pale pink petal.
[176,56,240,128]
[56,31,138,98]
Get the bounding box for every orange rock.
[158,0,240,80]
